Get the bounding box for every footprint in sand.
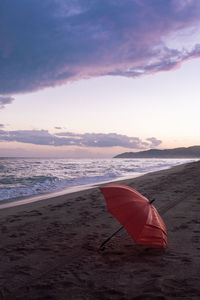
[192,235,199,243]
[171,223,189,232]
[180,256,191,263]
[133,295,166,300]
[94,287,125,299]
[76,196,85,202]
[28,210,43,216]
[8,217,22,223]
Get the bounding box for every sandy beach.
[0,160,200,300]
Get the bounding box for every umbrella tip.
[99,246,105,251]
[149,198,155,204]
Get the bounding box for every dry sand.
[0,160,200,300]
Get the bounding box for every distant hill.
[114,146,200,158]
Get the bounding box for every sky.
[0,0,200,158]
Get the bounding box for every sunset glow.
[0,0,200,157]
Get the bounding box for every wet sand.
[0,160,200,299]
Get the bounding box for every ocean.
[0,157,196,203]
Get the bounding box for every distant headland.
[114,146,200,158]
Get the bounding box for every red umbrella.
[99,184,167,249]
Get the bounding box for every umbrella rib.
[107,198,148,211]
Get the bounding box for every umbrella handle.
[99,225,124,251]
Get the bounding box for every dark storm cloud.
[0,0,200,95]
[0,129,162,149]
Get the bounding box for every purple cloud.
[0,0,200,95]
[0,96,14,109]
[146,137,162,148]
[54,126,63,130]
[0,129,162,149]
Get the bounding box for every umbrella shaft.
[99,225,124,251]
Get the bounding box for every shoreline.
[0,157,197,211]
[0,174,140,211]
[0,159,196,211]
[0,160,199,299]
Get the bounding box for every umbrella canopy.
[100,184,167,248]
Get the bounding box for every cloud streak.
[0,96,14,109]
[0,0,200,95]
[0,129,162,149]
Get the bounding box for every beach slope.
[0,161,200,299]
